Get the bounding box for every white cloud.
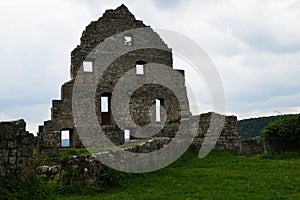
[237,105,300,120]
[0,113,10,121]
[0,104,50,134]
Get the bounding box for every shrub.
[34,150,47,167]
[98,167,123,188]
[0,175,55,200]
[59,148,90,159]
[262,114,300,154]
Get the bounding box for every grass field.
[58,150,300,200]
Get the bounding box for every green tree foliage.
[238,116,280,138]
[262,114,300,154]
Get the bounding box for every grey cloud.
[230,27,300,54]
[152,0,188,9]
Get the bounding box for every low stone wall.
[59,137,171,185]
[60,154,103,185]
[192,136,240,153]
[36,165,60,180]
[238,138,266,155]
[59,136,241,185]
[0,119,35,181]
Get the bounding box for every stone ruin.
[0,4,263,185]
[36,4,239,153]
[0,120,35,181]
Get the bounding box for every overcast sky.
[0,0,299,134]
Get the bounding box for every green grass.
[57,149,300,200]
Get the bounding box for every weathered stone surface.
[42,136,262,186]
[0,119,35,181]
[59,137,172,185]
[37,5,239,153]
[60,154,103,185]
[37,4,188,150]
[238,138,266,155]
[36,165,60,180]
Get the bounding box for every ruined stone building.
[0,120,34,181]
[37,5,239,152]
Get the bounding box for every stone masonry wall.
[59,134,240,186]
[70,4,147,79]
[38,5,239,152]
[238,138,266,155]
[59,137,172,185]
[38,4,190,150]
[0,120,34,181]
[196,112,238,138]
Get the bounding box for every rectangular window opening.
[61,130,70,147]
[124,129,130,142]
[124,36,132,46]
[101,94,111,125]
[83,61,93,72]
[136,64,144,75]
[156,99,161,122]
[101,96,109,112]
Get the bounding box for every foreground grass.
[59,150,300,200]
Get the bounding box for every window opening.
[83,61,93,72]
[101,96,109,112]
[124,129,130,142]
[61,130,70,147]
[136,64,144,74]
[136,61,147,75]
[101,93,112,125]
[124,35,132,46]
[156,99,161,122]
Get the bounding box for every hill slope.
[238,116,281,138]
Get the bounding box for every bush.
[0,175,55,200]
[48,168,122,197]
[34,150,48,167]
[262,114,300,154]
[45,165,123,197]
[98,167,123,188]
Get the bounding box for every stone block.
[0,140,7,149]
[7,140,15,149]
[9,157,16,165]
[0,119,34,181]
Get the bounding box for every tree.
[262,114,300,154]
[238,116,280,138]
